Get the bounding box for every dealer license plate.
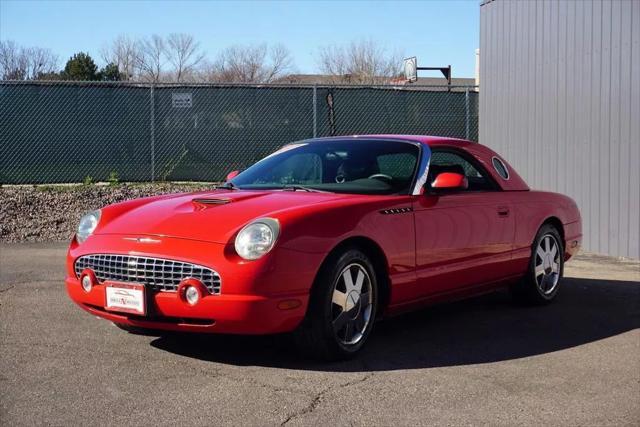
[105,282,146,316]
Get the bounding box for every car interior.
[234,140,421,195]
[428,150,497,192]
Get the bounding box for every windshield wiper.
[216,181,238,190]
[282,185,326,193]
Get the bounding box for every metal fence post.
[312,85,317,138]
[464,87,470,140]
[150,84,155,181]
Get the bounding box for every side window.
[492,157,510,180]
[429,150,495,192]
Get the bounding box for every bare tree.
[0,40,58,80]
[26,47,58,78]
[318,39,402,84]
[136,34,165,83]
[100,35,139,80]
[0,40,27,79]
[165,33,205,82]
[266,44,294,82]
[195,59,217,83]
[208,43,293,83]
[102,33,206,82]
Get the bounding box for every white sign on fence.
[172,93,192,108]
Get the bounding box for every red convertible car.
[66,135,582,360]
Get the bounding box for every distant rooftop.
[276,74,477,92]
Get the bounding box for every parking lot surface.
[1,243,639,426]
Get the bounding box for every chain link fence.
[0,81,478,184]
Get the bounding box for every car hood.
[96,189,348,244]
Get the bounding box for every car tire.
[511,224,564,305]
[294,248,378,361]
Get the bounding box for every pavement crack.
[209,369,302,395]
[337,372,374,390]
[280,373,374,426]
[280,388,325,426]
[0,285,15,293]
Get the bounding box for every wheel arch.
[312,236,391,316]
[539,216,565,246]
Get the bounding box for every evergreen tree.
[98,62,122,81]
[62,52,98,80]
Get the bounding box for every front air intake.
[74,254,221,294]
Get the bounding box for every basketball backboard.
[403,57,418,83]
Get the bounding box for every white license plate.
[105,282,146,316]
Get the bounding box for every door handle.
[497,206,510,217]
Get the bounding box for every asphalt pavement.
[1,242,638,426]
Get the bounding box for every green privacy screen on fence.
[0,81,478,184]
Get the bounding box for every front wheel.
[512,224,564,305]
[295,248,378,361]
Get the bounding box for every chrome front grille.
[74,254,221,294]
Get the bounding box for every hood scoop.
[192,197,231,206]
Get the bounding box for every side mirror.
[429,172,468,193]
[225,170,240,181]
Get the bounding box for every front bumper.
[66,277,309,334]
[564,220,582,261]
[65,233,320,334]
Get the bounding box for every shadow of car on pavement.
[148,277,640,372]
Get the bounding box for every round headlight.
[234,218,280,260]
[77,210,101,243]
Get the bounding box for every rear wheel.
[512,224,564,305]
[295,248,378,361]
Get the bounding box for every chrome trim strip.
[380,207,413,215]
[122,237,161,243]
[411,143,432,195]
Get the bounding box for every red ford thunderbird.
[66,135,582,360]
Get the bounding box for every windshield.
[231,139,420,195]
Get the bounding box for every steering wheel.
[368,173,394,184]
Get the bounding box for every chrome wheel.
[331,263,373,346]
[535,234,561,295]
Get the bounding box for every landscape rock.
[0,183,212,243]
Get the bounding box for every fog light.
[185,286,200,305]
[178,278,207,306]
[81,275,92,292]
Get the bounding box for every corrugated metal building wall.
[480,0,639,258]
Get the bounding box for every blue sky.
[1,0,479,77]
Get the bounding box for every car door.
[412,148,516,297]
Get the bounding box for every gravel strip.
[0,183,213,243]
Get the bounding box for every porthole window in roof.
[492,157,509,180]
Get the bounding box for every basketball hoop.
[403,57,418,83]
[402,56,452,89]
